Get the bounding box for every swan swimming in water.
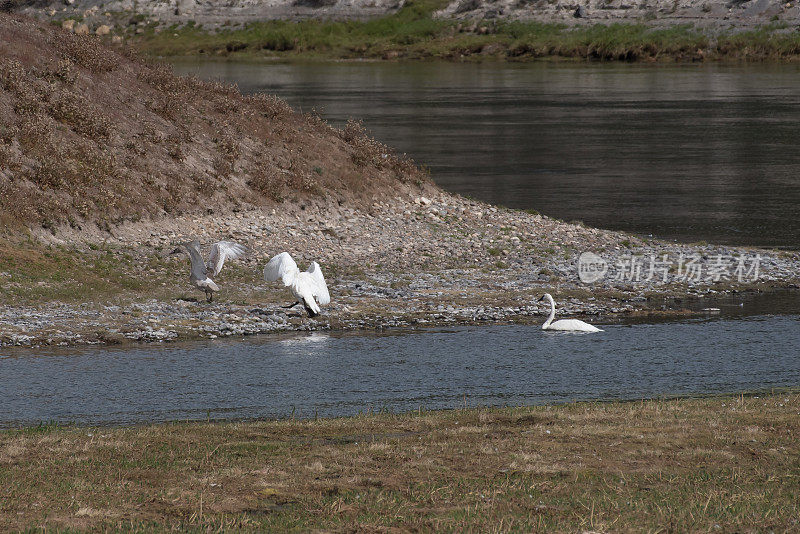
[264,252,330,317]
[171,241,247,302]
[538,293,603,333]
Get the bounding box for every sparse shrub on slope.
[0,13,427,233]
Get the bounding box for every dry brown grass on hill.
[0,13,428,234]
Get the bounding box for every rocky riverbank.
[3,190,798,348]
[438,0,800,31]
[15,0,800,36]
[8,0,800,62]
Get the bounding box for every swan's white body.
[193,277,219,293]
[264,252,330,317]
[539,293,602,333]
[173,241,246,302]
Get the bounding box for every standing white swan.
[538,293,603,332]
[264,252,330,317]
[171,240,247,302]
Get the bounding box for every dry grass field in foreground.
[1,392,798,532]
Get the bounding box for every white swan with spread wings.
[171,241,247,302]
[264,252,330,317]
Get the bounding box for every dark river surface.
[171,61,800,250]
[2,302,799,426]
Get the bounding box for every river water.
[172,60,800,250]
[2,304,799,426]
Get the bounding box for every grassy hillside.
[0,13,427,234]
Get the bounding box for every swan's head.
[169,243,187,256]
[537,293,554,303]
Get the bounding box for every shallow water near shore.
[2,306,799,427]
[171,60,800,249]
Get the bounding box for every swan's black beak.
[169,247,182,255]
[537,295,545,302]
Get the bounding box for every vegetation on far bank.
[1,392,798,531]
[129,0,800,61]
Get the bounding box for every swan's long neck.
[542,297,556,329]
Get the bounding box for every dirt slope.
[0,13,428,234]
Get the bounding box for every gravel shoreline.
[2,191,798,348]
[18,0,800,34]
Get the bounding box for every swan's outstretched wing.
[306,261,330,305]
[206,241,247,277]
[264,252,299,286]
[184,241,208,279]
